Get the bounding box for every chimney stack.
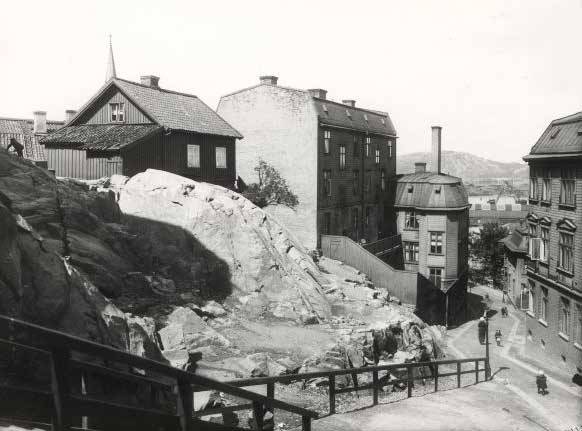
[33,111,47,134]
[308,89,327,100]
[431,126,442,174]
[65,110,77,124]
[259,75,278,85]
[342,99,356,107]
[140,75,160,88]
[415,162,427,173]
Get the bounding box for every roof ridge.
[0,117,64,124]
[220,83,309,99]
[315,98,389,117]
[114,77,200,100]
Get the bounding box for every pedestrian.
[536,370,548,395]
[478,317,487,345]
[495,329,502,346]
[501,306,508,318]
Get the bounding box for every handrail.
[0,314,318,431]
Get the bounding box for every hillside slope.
[397,151,528,179]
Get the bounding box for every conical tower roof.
[105,35,117,82]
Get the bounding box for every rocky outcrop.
[118,169,331,321]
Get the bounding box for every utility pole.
[485,316,491,380]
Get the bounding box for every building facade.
[42,76,242,186]
[500,226,529,308]
[217,76,397,249]
[521,111,582,375]
[393,127,470,325]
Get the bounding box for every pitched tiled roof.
[394,172,469,210]
[314,100,397,137]
[112,78,242,138]
[41,124,161,151]
[0,117,64,161]
[526,111,582,159]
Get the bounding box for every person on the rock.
[478,317,487,345]
[536,370,548,395]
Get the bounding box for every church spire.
[105,35,117,82]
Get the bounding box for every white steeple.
[105,35,117,82]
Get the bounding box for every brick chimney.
[308,89,327,100]
[33,111,47,134]
[65,110,77,124]
[342,100,356,107]
[431,126,442,174]
[260,75,278,85]
[415,162,427,173]
[140,75,160,88]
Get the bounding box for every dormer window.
[346,110,352,119]
[435,186,442,194]
[381,118,386,125]
[550,128,560,139]
[364,114,368,122]
[110,103,125,122]
[408,186,414,193]
[322,104,328,114]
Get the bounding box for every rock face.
[118,169,331,321]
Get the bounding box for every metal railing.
[362,234,401,256]
[0,315,317,431]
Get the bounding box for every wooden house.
[42,75,242,187]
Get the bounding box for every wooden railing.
[0,315,317,431]
[212,356,488,417]
[362,234,401,256]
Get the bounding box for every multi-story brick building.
[521,111,582,375]
[394,127,470,324]
[217,76,397,249]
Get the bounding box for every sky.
[1,0,582,163]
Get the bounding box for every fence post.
[266,381,275,420]
[177,378,193,431]
[475,360,479,384]
[328,375,336,415]
[302,415,312,431]
[434,363,439,392]
[372,370,379,406]
[407,366,413,398]
[252,401,264,430]
[457,362,461,388]
[50,348,72,431]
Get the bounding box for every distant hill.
[397,151,528,180]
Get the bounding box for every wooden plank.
[407,366,413,398]
[457,362,461,388]
[372,370,379,405]
[302,415,311,431]
[177,379,194,431]
[328,375,336,415]
[434,364,439,392]
[193,403,253,418]
[252,401,264,430]
[475,360,479,383]
[266,382,275,415]
[50,348,72,431]
[71,359,172,389]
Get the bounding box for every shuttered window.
[215,146,227,168]
[187,144,200,168]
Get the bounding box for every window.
[353,136,359,157]
[527,283,535,314]
[560,297,571,336]
[404,242,419,263]
[540,226,549,262]
[187,144,200,168]
[404,210,419,229]
[429,268,443,288]
[539,287,548,321]
[364,170,372,193]
[380,169,386,191]
[110,103,125,122]
[323,130,331,154]
[558,232,574,273]
[323,212,331,235]
[560,168,576,206]
[529,169,538,200]
[528,223,537,237]
[365,207,371,226]
[365,137,371,157]
[430,232,443,254]
[576,304,582,345]
[215,146,227,168]
[388,140,393,158]
[353,170,359,194]
[375,148,380,164]
[323,170,332,196]
[339,145,346,170]
[541,168,551,201]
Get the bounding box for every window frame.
[558,231,574,274]
[186,144,200,168]
[339,144,346,170]
[429,231,444,254]
[380,169,386,191]
[322,169,332,197]
[387,140,393,158]
[215,146,227,169]
[353,169,359,194]
[529,168,539,201]
[560,167,576,207]
[404,241,419,263]
[365,137,371,157]
[541,168,551,202]
[429,267,443,288]
[539,287,548,322]
[375,147,380,164]
[110,102,125,123]
[404,210,419,230]
[323,130,331,155]
[560,297,571,337]
[353,135,359,158]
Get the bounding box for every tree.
[471,222,508,289]
[243,159,299,209]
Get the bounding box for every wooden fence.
[0,315,317,431]
[321,234,418,304]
